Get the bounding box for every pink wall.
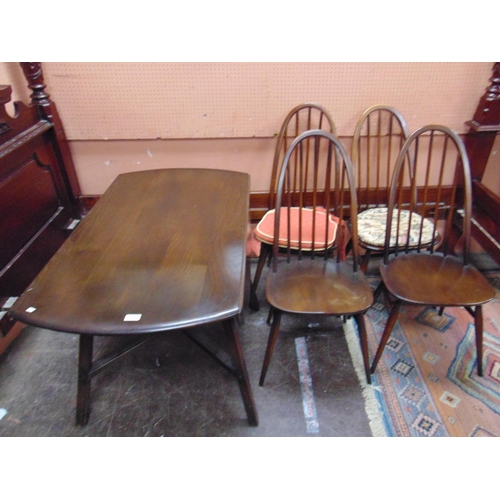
[1,62,498,196]
[69,138,276,194]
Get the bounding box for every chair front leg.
[259,309,282,386]
[371,300,401,374]
[253,243,270,290]
[360,249,372,274]
[475,305,484,377]
[353,314,371,384]
[373,280,385,302]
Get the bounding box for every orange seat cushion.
[254,207,338,251]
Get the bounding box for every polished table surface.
[10,168,258,426]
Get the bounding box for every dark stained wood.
[371,125,496,377]
[462,62,500,265]
[350,105,410,272]
[10,169,249,334]
[20,62,82,208]
[9,168,258,426]
[1,67,82,338]
[253,104,336,292]
[259,130,373,386]
[469,181,500,265]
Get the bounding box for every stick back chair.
[253,103,336,292]
[259,129,374,387]
[351,105,417,272]
[370,124,496,376]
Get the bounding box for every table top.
[10,168,250,335]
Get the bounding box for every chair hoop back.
[269,103,336,210]
[272,129,359,272]
[384,124,472,265]
[351,105,410,213]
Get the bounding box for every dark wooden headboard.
[464,62,500,265]
[0,63,83,338]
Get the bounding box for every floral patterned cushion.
[254,207,338,251]
[357,207,436,248]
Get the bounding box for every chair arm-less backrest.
[383,124,472,265]
[268,103,336,210]
[272,129,359,272]
[351,105,410,212]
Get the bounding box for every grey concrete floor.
[0,259,373,437]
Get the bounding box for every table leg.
[76,334,93,426]
[222,318,258,426]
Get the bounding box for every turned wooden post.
[464,62,500,182]
[462,62,500,265]
[20,62,83,214]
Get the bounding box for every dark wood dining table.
[9,168,258,427]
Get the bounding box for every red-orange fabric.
[254,207,338,251]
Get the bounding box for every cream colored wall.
[1,62,498,196]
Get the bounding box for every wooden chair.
[370,124,496,376]
[253,103,336,292]
[350,105,414,272]
[259,129,374,387]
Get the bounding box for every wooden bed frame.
[0,63,83,342]
[1,62,499,349]
[464,62,500,265]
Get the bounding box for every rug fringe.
[343,318,387,437]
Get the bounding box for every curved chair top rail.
[351,105,411,208]
[269,103,336,209]
[273,129,359,272]
[351,104,410,163]
[384,124,472,265]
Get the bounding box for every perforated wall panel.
[41,62,493,140]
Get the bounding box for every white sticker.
[0,311,6,320]
[0,408,7,420]
[67,219,80,230]
[26,307,36,313]
[3,296,18,308]
[124,314,142,321]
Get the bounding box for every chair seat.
[358,207,436,248]
[266,259,373,315]
[380,253,496,306]
[254,207,338,251]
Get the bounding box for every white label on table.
[3,296,18,308]
[67,219,81,230]
[26,307,37,313]
[124,314,142,321]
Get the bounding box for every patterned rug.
[344,271,500,437]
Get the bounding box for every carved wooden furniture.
[0,63,82,339]
[258,130,373,387]
[463,62,500,265]
[9,168,258,427]
[253,103,336,292]
[370,125,496,376]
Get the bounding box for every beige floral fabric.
[357,207,436,247]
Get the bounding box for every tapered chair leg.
[475,305,484,377]
[354,314,371,384]
[360,250,372,274]
[371,300,402,373]
[345,238,353,257]
[253,243,270,291]
[266,306,274,326]
[259,309,282,386]
[373,281,385,302]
